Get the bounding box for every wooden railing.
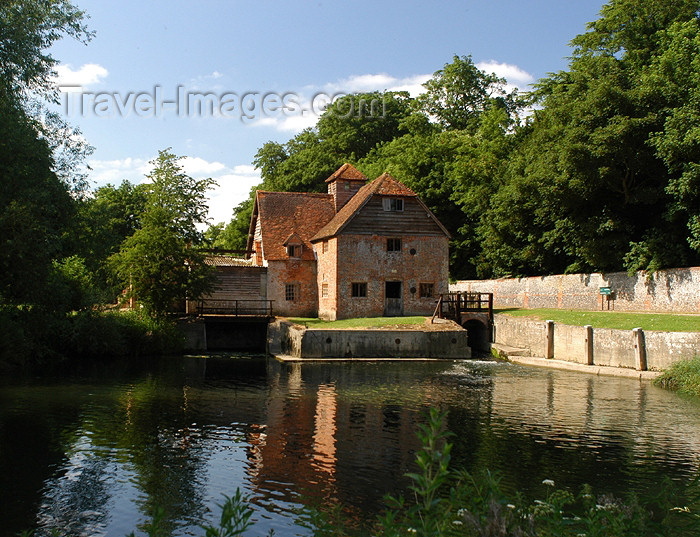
[432,292,493,325]
[196,299,273,317]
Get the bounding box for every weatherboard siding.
[342,197,445,236]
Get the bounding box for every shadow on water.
[1,355,700,536]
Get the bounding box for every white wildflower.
[507,504,516,509]
[453,520,463,526]
[542,479,555,487]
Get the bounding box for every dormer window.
[287,244,301,258]
[383,198,404,212]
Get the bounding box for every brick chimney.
[325,163,367,212]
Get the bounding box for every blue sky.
[51,0,606,224]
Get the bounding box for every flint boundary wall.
[451,267,700,313]
[493,314,700,371]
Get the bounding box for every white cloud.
[323,73,431,97]
[476,60,535,92]
[86,155,261,224]
[206,169,262,224]
[87,157,151,186]
[182,156,227,175]
[55,63,108,92]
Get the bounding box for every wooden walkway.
[432,292,494,325]
[195,299,273,318]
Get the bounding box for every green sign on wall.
[599,287,612,295]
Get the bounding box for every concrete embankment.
[490,314,699,377]
[267,319,470,360]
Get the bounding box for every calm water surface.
[1,356,700,536]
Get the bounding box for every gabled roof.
[311,173,449,242]
[325,163,368,183]
[251,191,336,261]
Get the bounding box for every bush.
[0,307,184,371]
[655,356,700,397]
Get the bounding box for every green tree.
[417,54,522,132]
[644,18,700,259]
[0,0,94,191]
[110,150,217,318]
[480,0,700,276]
[0,94,74,305]
[69,181,149,295]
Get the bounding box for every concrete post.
[584,325,594,365]
[633,327,647,371]
[545,320,555,359]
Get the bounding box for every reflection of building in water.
[244,363,426,512]
[312,384,338,484]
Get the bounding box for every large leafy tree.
[644,18,700,261]
[0,0,91,305]
[479,0,700,276]
[0,0,94,191]
[110,150,217,318]
[417,54,522,132]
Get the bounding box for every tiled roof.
[324,162,368,183]
[255,191,336,260]
[204,255,256,267]
[311,173,418,242]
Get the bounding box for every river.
[1,355,699,536]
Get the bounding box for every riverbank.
[491,313,699,373]
[492,343,661,380]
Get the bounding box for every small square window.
[321,283,329,298]
[383,198,404,212]
[287,244,301,258]
[387,238,402,252]
[285,283,299,301]
[419,283,434,298]
[351,282,367,298]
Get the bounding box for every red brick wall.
[267,259,318,317]
[333,234,448,319]
[316,238,339,320]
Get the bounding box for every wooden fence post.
[633,327,647,371]
[584,325,594,365]
[545,320,555,359]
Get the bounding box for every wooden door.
[384,281,403,316]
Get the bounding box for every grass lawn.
[285,316,428,329]
[496,308,700,332]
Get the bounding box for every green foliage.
[417,54,523,132]
[655,356,700,396]
[0,0,94,191]
[0,86,74,305]
[476,0,700,277]
[110,149,217,318]
[45,255,101,312]
[0,0,92,101]
[201,491,257,537]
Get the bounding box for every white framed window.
[287,244,301,258]
[321,282,329,298]
[382,198,404,212]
